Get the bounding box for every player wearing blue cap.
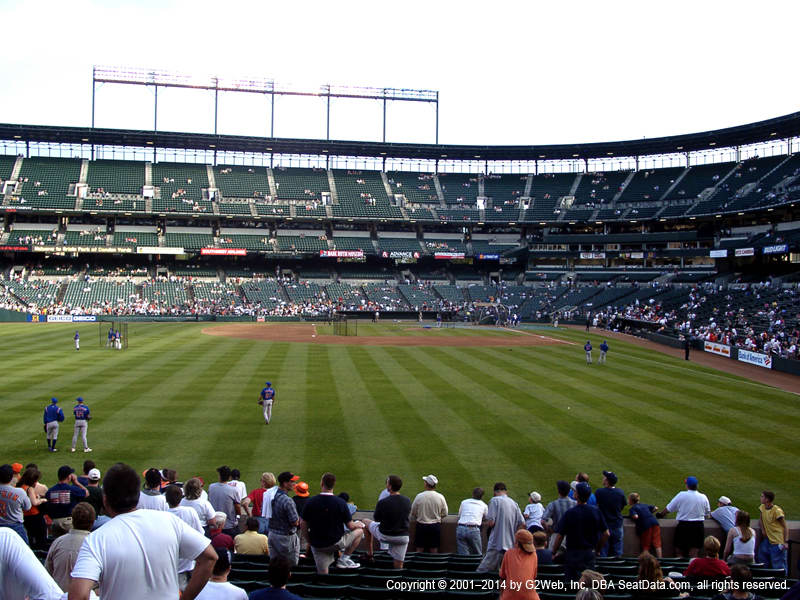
[258,382,276,425]
[106,327,114,348]
[599,341,609,364]
[71,397,92,453]
[74,330,80,352]
[43,398,65,452]
[584,341,592,364]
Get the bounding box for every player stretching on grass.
[258,382,275,425]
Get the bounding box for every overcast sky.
[0,0,798,147]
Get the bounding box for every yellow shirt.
[234,530,269,555]
[759,503,785,545]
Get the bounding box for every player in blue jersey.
[71,397,92,453]
[74,330,80,351]
[258,382,276,425]
[599,340,609,364]
[584,340,592,364]
[43,397,65,452]
[107,327,114,348]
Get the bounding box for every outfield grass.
[2,321,797,517]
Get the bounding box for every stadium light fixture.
[659,218,666,222]
[738,212,744,215]
[709,142,716,146]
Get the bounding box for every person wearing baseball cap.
[499,529,540,599]
[711,495,740,534]
[411,474,448,553]
[551,482,609,581]
[595,470,626,558]
[258,381,276,425]
[83,468,105,520]
[656,476,711,558]
[43,397,65,452]
[45,465,88,536]
[523,491,544,534]
[269,472,301,566]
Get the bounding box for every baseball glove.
[257,399,264,405]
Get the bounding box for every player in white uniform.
[74,331,80,351]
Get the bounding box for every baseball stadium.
[1,3,800,598]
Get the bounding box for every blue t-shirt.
[249,588,302,600]
[555,504,607,552]
[628,503,659,534]
[595,487,626,528]
[45,483,87,519]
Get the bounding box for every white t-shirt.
[71,509,211,600]
[0,527,64,600]
[226,480,247,502]
[136,490,168,511]
[195,580,248,600]
[169,506,205,573]
[665,490,710,521]
[181,497,216,524]
[523,503,544,529]
[457,498,488,526]
[260,486,279,519]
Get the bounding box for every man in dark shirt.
[594,470,626,557]
[301,472,365,574]
[363,475,412,569]
[45,465,88,537]
[552,482,609,581]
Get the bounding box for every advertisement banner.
[477,253,500,260]
[579,252,606,259]
[738,349,772,369]
[703,341,731,358]
[709,249,728,258]
[0,245,31,252]
[320,250,364,258]
[735,247,755,257]
[381,251,420,259]
[138,246,184,255]
[763,244,788,255]
[72,315,97,322]
[201,248,247,256]
[47,315,74,323]
[26,314,45,322]
[434,251,465,260]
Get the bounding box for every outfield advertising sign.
[735,247,755,257]
[703,341,730,357]
[738,349,772,369]
[72,315,97,322]
[709,249,728,258]
[47,315,74,323]
[763,244,788,255]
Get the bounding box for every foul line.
[505,327,577,345]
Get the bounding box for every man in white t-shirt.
[656,475,710,558]
[195,547,247,600]
[69,462,217,600]
[0,527,63,600]
[136,468,168,511]
[456,487,488,555]
[165,484,205,591]
[227,469,247,503]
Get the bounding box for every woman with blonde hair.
[723,511,755,565]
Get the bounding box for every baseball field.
[2,321,797,517]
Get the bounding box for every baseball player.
[107,327,114,348]
[584,340,593,364]
[258,381,276,425]
[599,340,609,364]
[74,330,80,352]
[71,396,92,453]
[43,397,65,452]
[115,329,122,350]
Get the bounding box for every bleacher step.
[523,174,533,197]
[266,167,278,197]
[659,167,689,201]
[569,173,583,196]
[144,162,152,187]
[326,170,338,204]
[79,160,89,185]
[612,171,636,203]
[432,174,446,207]
[11,156,23,181]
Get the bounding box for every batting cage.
[332,314,357,336]
[98,322,129,349]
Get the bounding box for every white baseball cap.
[422,474,438,487]
[88,468,101,481]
